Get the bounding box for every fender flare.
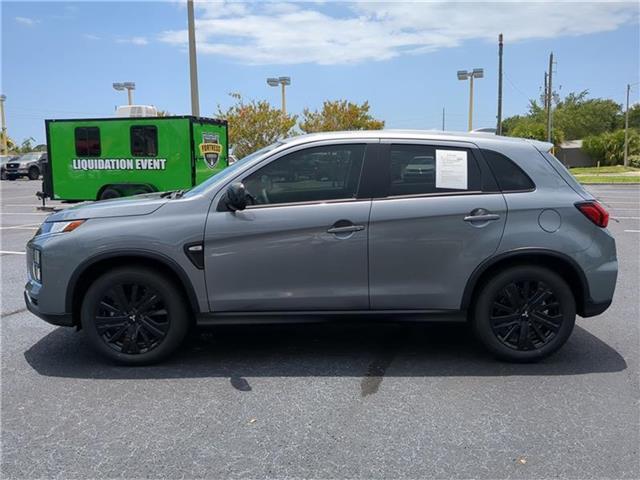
[461,247,590,311]
[65,249,201,315]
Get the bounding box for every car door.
[204,140,375,312]
[369,140,507,310]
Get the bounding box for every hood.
[45,192,169,222]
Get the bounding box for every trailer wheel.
[100,187,122,200]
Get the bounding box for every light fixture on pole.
[112,82,136,105]
[267,76,291,114]
[0,94,7,155]
[457,68,484,131]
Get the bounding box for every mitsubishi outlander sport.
[25,131,617,365]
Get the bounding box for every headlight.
[37,219,86,235]
[32,248,42,282]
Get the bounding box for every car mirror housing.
[225,182,248,211]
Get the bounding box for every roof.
[281,129,553,152]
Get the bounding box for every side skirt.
[196,309,467,326]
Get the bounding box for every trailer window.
[131,126,158,157]
[75,127,101,157]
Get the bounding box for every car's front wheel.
[81,267,190,365]
[472,265,576,362]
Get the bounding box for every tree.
[216,93,297,159]
[552,91,620,140]
[0,132,16,153]
[299,100,384,133]
[582,129,640,166]
[627,103,640,129]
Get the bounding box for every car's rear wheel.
[81,267,189,365]
[28,166,40,180]
[472,265,575,362]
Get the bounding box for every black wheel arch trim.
[65,249,201,316]
[461,248,592,316]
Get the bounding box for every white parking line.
[0,212,50,215]
[0,250,26,255]
[0,223,40,230]
[612,217,640,220]
[624,230,640,233]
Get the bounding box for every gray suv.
[25,131,617,365]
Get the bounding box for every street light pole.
[497,33,504,135]
[0,95,7,155]
[187,0,200,116]
[112,82,136,105]
[457,68,483,131]
[624,83,631,167]
[267,77,291,114]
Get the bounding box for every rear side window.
[388,144,481,196]
[482,149,535,192]
[75,127,101,157]
[131,126,158,157]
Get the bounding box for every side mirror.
[225,182,248,211]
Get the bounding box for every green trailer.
[43,116,228,201]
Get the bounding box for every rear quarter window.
[482,149,535,192]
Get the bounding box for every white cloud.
[15,16,39,27]
[159,1,639,65]
[117,36,149,46]
[83,34,101,41]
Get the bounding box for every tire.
[99,187,121,200]
[7,175,17,181]
[472,265,576,362]
[81,267,190,365]
[28,166,40,180]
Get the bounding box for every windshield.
[18,152,42,162]
[183,142,282,198]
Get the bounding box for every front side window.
[388,144,481,196]
[131,126,158,157]
[243,144,366,206]
[75,127,101,157]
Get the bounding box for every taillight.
[575,201,609,228]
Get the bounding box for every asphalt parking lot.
[1,179,639,479]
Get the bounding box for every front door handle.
[327,225,365,234]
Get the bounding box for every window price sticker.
[435,149,468,190]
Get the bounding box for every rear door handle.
[327,225,365,234]
[464,214,500,222]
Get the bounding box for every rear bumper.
[24,289,74,327]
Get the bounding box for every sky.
[2,0,639,145]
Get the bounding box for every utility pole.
[546,52,554,143]
[187,0,200,116]
[0,95,7,155]
[624,83,631,167]
[442,107,445,130]
[496,33,504,135]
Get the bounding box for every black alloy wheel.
[490,279,562,351]
[82,267,189,365]
[95,283,169,355]
[473,265,576,362]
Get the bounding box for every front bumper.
[24,288,74,327]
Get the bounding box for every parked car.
[25,131,617,365]
[0,154,20,180]
[4,151,47,180]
